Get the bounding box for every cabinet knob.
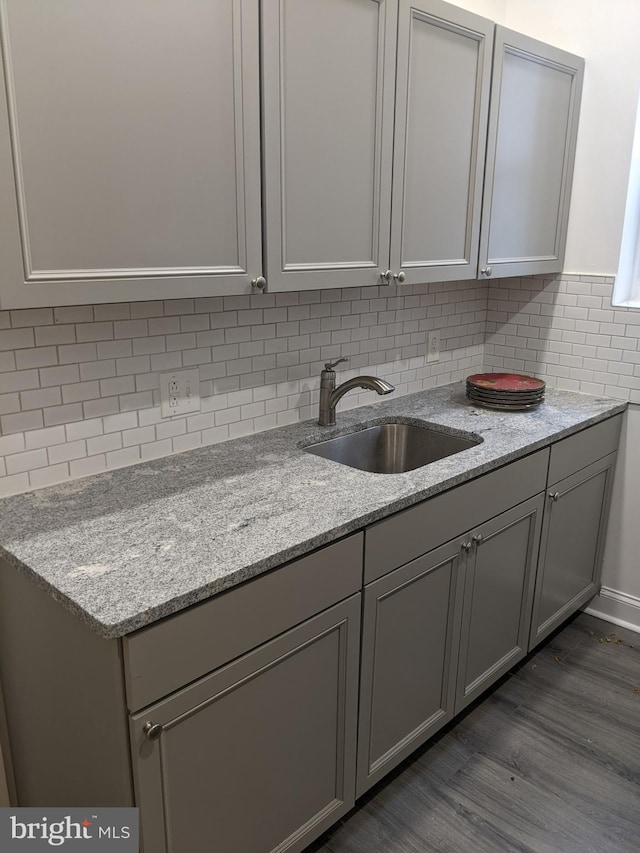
[481,266,493,277]
[143,721,163,741]
[549,491,560,502]
[471,534,483,545]
[461,541,472,552]
[381,270,393,283]
[251,276,267,291]
[394,271,406,283]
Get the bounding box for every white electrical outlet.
[427,330,441,363]
[159,368,201,418]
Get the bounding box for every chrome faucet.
[318,358,395,426]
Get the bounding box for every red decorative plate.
[466,373,545,393]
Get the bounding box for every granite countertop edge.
[0,383,627,639]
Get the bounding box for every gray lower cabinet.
[528,414,622,649]
[0,416,623,853]
[530,453,617,649]
[130,594,361,853]
[357,493,545,795]
[455,495,544,712]
[357,538,465,795]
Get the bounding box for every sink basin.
[304,421,482,474]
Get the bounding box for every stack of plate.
[466,373,545,410]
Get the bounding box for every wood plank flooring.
[307,613,640,853]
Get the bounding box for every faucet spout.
[318,359,395,426]
[329,376,394,410]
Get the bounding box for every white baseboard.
[583,586,640,634]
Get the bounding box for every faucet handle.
[324,358,348,372]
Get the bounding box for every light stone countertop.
[0,382,626,638]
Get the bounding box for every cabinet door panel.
[0,0,262,307]
[262,0,396,291]
[479,27,584,279]
[390,0,493,283]
[357,539,464,795]
[456,495,544,713]
[530,453,617,649]
[131,596,360,853]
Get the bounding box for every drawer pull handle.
[143,722,163,741]
[461,541,472,552]
[472,534,483,545]
[549,491,560,502]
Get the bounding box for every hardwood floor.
[307,613,640,853]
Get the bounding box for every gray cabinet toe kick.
[0,413,622,852]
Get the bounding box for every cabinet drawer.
[548,414,622,485]
[123,533,363,711]
[364,449,549,582]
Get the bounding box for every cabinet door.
[130,595,360,853]
[478,27,584,279]
[0,0,262,308]
[357,539,464,796]
[530,453,617,649]
[390,0,493,284]
[455,494,544,713]
[262,0,396,291]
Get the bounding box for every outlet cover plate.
[159,368,201,418]
[427,330,441,363]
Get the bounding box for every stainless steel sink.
[304,421,482,474]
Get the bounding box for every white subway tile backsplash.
[24,425,66,450]
[44,403,84,427]
[54,306,94,324]
[6,448,48,475]
[484,276,640,403]
[0,472,29,497]
[0,328,35,350]
[76,322,114,343]
[122,426,155,447]
[48,440,87,465]
[0,393,20,415]
[10,308,53,328]
[87,432,123,456]
[69,455,107,478]
[29,463,70,489]
[65,418,103,442]
[62,381,101,404]
[94,303,131,322]
[5,275,631,498]
[35,325,76,346]
[140,438,173,460]
[172,432,202,453]
[114,319,148,339]
[83,397,120,419]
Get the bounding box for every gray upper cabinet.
[262,0,397,292]
[263,0,494,291]
[0,2,585,307]
[0,0,263,308]
[390,0,493,284]
[478,27,584,280]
